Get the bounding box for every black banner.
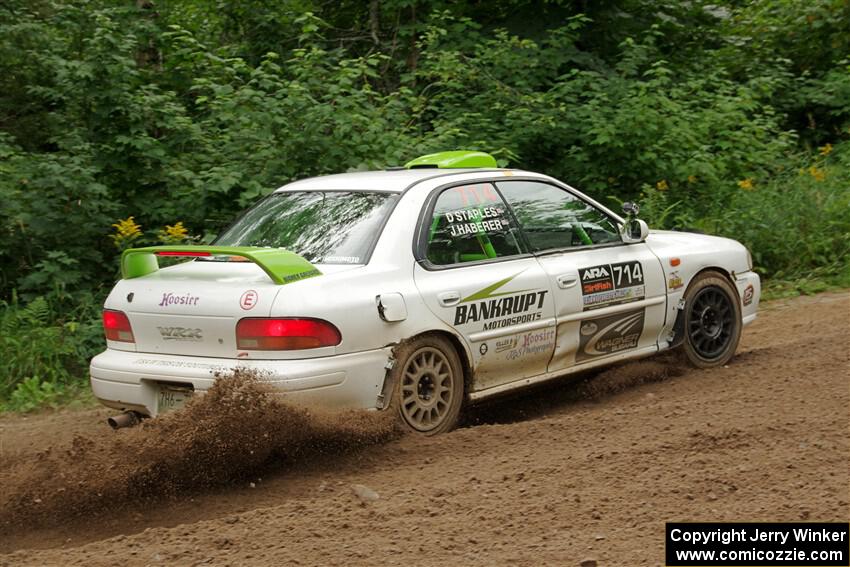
[666,522,849,566]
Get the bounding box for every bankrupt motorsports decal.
[579,261,645,311]
[453,272,548,331]
[576,308,645,362]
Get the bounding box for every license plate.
[157,386,192,414]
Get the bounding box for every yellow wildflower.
[737,178,754,191]
[818,143,832,156]
[165,222,189,240]
[687,175,697,184]
[112,216,142,239]
[110,216,142,249]
[656,179,669,191]
[158,221,190,244]
[808,166,826,182]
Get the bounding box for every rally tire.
[681,271,742,368]
[390,334,464,435]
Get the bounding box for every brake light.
[236,318,341,350]
[103,309,135,343]
[155,251,212,257]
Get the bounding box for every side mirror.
[621,218,649,243]
[622,201,640,216]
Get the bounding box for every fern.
[0,296,79,400]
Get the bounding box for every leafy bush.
[0,293,102,404]
[1,296,74,395]
[638,142,850,280]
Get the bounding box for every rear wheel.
[682,271,742,368]
[391,334,464,435]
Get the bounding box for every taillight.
[236,318,341,350]
[103,309,135,343]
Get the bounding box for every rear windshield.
[214,191,398,264]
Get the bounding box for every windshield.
[214,191,398,264]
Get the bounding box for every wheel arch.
[690,266,740,299]
[379,328,474,409]
[670,266,739,347]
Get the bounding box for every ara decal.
[579,261,645,311]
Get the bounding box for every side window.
[496,181,621,252]
[426,183,526,265]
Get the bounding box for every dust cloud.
[0,370,400,529]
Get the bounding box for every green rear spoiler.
[121,246,321,285]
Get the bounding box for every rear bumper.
[734,270,761,326]
[90,347,393,417]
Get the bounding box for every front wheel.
[390,334,464,435]
[681,271,742,368]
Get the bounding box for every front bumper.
[90,347,393,417]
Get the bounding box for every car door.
[412,181,557,392]
[495,180,666,373]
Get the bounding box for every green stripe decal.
[461,270,530,303]
[121,246,321,285]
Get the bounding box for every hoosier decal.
[579,261,645,311]
[504,328,556,361]
[159,292,200,307]
[453,272,549,331]
[576,308,645,362]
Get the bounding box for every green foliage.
[0,293,102,404]
[640,148,850,279]
[3,377,63,412]
[1,296,72,395]
[1,0,848,410]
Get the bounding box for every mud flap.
[669,298,687,348]
[375,345,398,410]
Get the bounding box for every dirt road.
[1,291,848,566]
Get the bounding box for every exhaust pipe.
[108,411,141,430]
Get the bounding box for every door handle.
[437,291,461,307]
[556,275,578,289]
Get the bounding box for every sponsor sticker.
[324,255,361,264]
[580,321,598,335]
[453,272,549,331]
[479,343,489,355]
[576,308,645,362]
[135,358,213,369]
[159,292,200,307]
[495,337,518,353]
[504,328,555,361]
[668,270,684,290]
[579,261,645,311]
[742,284,755,306]
[282,268,321,283]
[158,326,203,341]
[240,289,258,310]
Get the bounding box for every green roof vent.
[405,150,498,169]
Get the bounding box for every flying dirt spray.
[0,369,401,529]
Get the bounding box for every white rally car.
[92,151,760,434]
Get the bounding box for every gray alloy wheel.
[392,335,464,435]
